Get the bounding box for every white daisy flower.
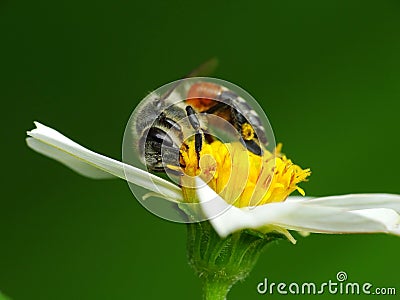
[26,122,400,243]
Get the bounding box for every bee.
[131,60,267,174]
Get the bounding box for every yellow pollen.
[180,139,311,208]
[241,123,255,141]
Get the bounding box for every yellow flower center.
[179,138,311,208]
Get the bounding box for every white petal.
[27,122,183,202]
[351,208,400,233]
[298,194,400,213]
[196,178,400,238]
[287,196,314,202]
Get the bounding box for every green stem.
[202,279,231,300]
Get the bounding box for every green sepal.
[186,221,285,299]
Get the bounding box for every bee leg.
[203,101,229,114]
[229,108,262,156]
[243,140,262,156]
[186,105,201,130]
[185,106,203,167]
[194,132,202,164]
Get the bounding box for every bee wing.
[160,57,219,102]
[185,57,219,78]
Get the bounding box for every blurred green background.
[1,0,399,299]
